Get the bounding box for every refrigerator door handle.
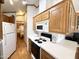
[4,35,7,45]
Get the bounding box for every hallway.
[9,37,31,59]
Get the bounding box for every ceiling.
[1,0,79,12]
[72,0,79,12]
[2,0,39,12]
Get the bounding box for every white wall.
[46,0,63,9]
[27,6,38,37]
[16,15,25,22]
[72,0,79,12]
[24,13,27,44]
[24,6,38,50]
[39,0,46,13]
[4,13,16,17]
[39,0,63,13]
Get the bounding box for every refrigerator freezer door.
[2,22,15,34]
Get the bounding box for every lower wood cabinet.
[41,49,55,59]
[75,47,79,59]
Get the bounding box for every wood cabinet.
[9,16,15,23]
[3,15,9,22]
[33,0,76,34]
[76,13,79,30]
[0,0,4,3]
[34,14,41,22]
[49,3,66,33]
[33,14,41,30]
[75,47,79,59]
[0,22,2,39]
[68,1,76,33]
[33,11,50,31]
[41,49,55,59]
[41,11,50,21]
[2,15,15,23]
[0,6,2,39]
[49,0,76,34]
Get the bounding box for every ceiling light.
[16,10,25,15]
[22,0,27,5]
[9,0,13,5]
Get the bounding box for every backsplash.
[51,33,65,43]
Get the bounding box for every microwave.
[36,20,49,32]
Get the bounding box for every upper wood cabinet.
[49,4,66,33]
[0,0,4,3]
[67,0,76,33]
[33,0,76,34]
[33,14,41,30]
[34,14,41,22]
[33,11,50,31]
[3,15,10,22]
[9,16,15,23]
[49,0,76,34]
[76,13,79,30]
[41,11,50,21]
[34,11,50,22]
[2,15,15,23]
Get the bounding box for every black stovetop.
[35,38,47,43]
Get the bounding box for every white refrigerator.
[2,22,16,59]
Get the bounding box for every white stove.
[35,38,47,43]
[34,32,52,44]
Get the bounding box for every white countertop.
[41,42,76,59]
[28,35,77,59]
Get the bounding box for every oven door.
[31,41,40,59]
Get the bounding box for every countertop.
[28,35,78,59]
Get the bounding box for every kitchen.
[0,0,79,59]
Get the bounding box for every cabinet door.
[9,16,15,23]
[0,0,4,3]
[33,15,41,31]
[49,4,66,33]
[33,17,36,31]
[75,47,79,59]
[41,49,55,59]
[34,15,41,22]
[3,15,9,22]
[76,15,79,30]
[41,11,50,21]
[68,3,76,33]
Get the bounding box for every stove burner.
[35,38,47,43]
[35,39,39,41]
[42,39,46,42]
[38,41,42,43]
[39,38,43,40]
